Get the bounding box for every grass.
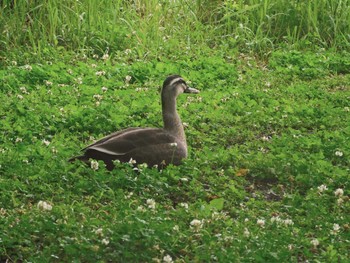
[0,0,350,262]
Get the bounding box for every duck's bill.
[184,87,200,94]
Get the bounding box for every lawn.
[0,1,349,262]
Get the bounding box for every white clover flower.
[42,139,50,146]
[23,64,32,71]
[257,219,265,227]
[310,238,319,248]
[19,87,28,94]
[37,201,52,211]
[243,228,250,237]
[270,216,282,223]
[93,54,99,59]
[128,158,136,165]
[172,225,179,231]
[91,63,97,68]
[93,94,103,101]
[146,199,156,209]
[17,94,24,100]
[283,219,294,226]
[101,86,108,92]
[125,75,132,83]
[45,80,53,86]
[101,238,109,245]
[335,151,343,157]
[137,205,146,212]
[75,77,83,84]
[337,198,344,205]
[261,135,271,141]
[288,244,294,251]
[102,53,109,60]
[95,70,106,76]
[179,202,188,209]
[11,61,17,66]
[163,255,173,263]
[333,224,340,232]
[124,49,132,55]
[334,188,344,197]
[190,219,203,230]
[67,69,73,74]
[95,228,103,236]
[317,184,328,193]
[15,137,23,143]
[91,160,99,170]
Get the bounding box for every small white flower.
[93,54,99,59]
[317,184,328,193]
[337,198,344,205]
[95,70,106,76]
[146,199,156,209]
[23,64,32,71]
[11,61,17,66]
[163,254,173,263]
[283,219,294,226]
[95,228,103,236]
[288,244,294,251]
[15,137,23,143]
[91,160,99,170]
[190,219,203,230]
[270,216,282,223]
[93,94,103,101]
[17,94,24,100]
[137,205,146,212]
[67,69,73,74]
[101,87,108,92]
[334,188,344,197]
[45,80,53,86]
[344,107,350,112]
[335,151,343,157]
[101,238,109,245]
[19,87,28,94]
[91,63,97,68]
[42,139,50,146]
[125,75,132,83]
[128,158,136,165]
[333,224,340,232]
[124,49,132,55]
[102,53,109,60]
[37,201,52,211]
[310,238,319,248]
[75,77,83,84]
[172,225,179,231]
[243,228,250,237]
[257,219,265,227]
[179,203,188,209]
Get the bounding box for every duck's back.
[75,127,187,169]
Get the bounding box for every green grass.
[1,0,350,262]
[1,0,350,59]
[1,49,349,262]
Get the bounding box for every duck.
[69,75,200,170]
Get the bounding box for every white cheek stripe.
[168,77,183,87]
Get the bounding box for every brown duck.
[69,75,199,170]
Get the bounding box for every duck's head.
[162,75,199,98]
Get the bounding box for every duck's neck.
[162,95,186,144]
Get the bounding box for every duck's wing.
[84,128,179,157]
